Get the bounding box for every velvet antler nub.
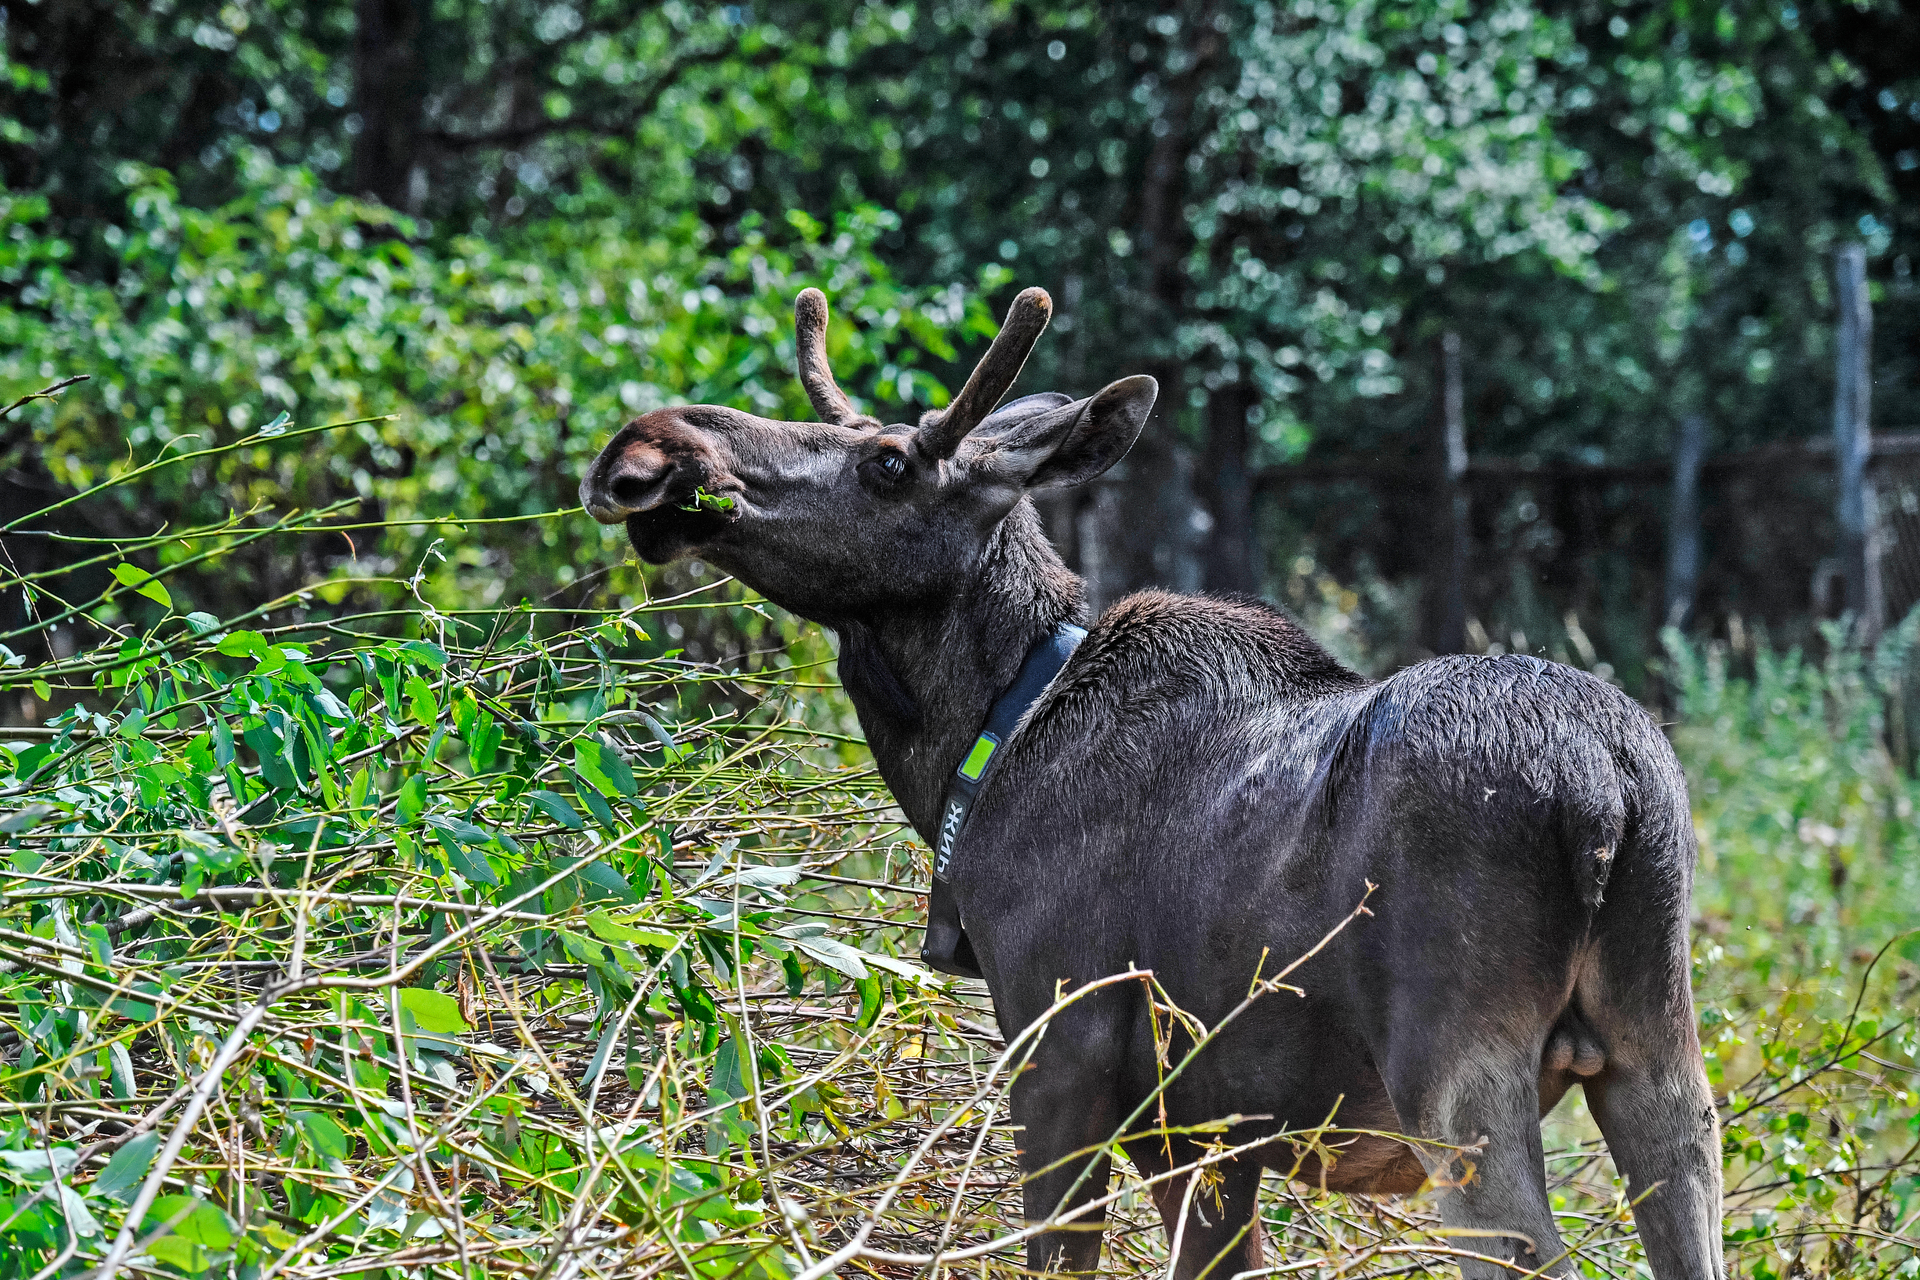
[920,286,1053,459]
[795,288,860,425]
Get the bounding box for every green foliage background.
[0,2,1916,1277]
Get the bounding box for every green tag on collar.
[958,735,997,781]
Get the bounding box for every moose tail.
[1555,731,1630,911]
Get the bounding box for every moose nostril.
[609,475,652,508]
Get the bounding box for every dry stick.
[855,1129,1327,1270]
[469,946,703,1280]
[919,1086,1005,1280]
[536,981,652,1280]
[550,1093,652,1273]
[785,969,1151,1280]
[26,1126,83,1280]
[256,1069,523,1280]
[1044,889,1379,1221]
[89,992,278,1280]
[88,855,598,1280]
[391,916,476,1280]
[726,841,819,1273]
[71,1080,198,1170]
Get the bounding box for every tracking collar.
[921,620,1087,978]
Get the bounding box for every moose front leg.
[1009,1030,1127,1277]
[1126,1137,1266,1280]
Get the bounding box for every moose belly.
[1278,1131,1428,1196]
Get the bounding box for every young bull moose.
[579,288,1724,1280]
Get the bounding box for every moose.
[580,288,1723,1280]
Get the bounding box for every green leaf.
[791,933,869,979]
[640,713,678,755]
[576,860,637,904]
[435,827,501,885]
[584,909,674,948]
[0,804,54,835]
[863,951,941,986]
[567,769,619,832]
[710,1037,750,1101]
[112,562,172,608]
[183,612,220,635]
[469,715,504,771]
[399,988,470,1035]
[396,774,429,826]
[145,1235,212,1273]
[583,1021,623,1088]
[854,973,885,1030]
[242,724,298,791]
[214,630,265,658]
[144,1195,234,1248]
[526,790,583,829]
[574,738,637,798]
[404,674,437,727]
[108,1041,135,1096]
[83,922,112,969]
[56,1185,101,1238]
[401,640,448,670]
[92,1132,159,1203]
[292,1110,348,1161]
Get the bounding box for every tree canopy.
[3,0,1916,670]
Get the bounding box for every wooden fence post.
[1431,331,1469,654]
[1833,243,1883,643]
[1665,413,1707,631]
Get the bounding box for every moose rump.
[952,599,1721,1280]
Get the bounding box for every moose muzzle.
[579,409,735,525]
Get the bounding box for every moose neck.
[832,501,1084,841]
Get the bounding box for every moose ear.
[1018,375,1158,490]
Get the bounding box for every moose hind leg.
[1387,1052,1573,1279]
[1579,959,1725,1275]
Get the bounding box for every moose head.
[578,288,1158,622]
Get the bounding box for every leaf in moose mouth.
[678,487,735,515]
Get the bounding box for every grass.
[0,389,1912,1280]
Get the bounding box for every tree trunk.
[1429,331,1469,654]
[1833,244,1882,643]
[1664,412,1707,631]
[1201,383,1258,594]
[352,0,430,210]
[1094,12,1223,603]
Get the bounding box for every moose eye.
[865,450,910,486]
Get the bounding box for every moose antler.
[919,287,1053,459]
[794,288,861,425]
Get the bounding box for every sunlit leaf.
[111,563,172,609]
[399,988,470,1035]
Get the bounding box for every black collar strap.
[922,620,1086,978]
